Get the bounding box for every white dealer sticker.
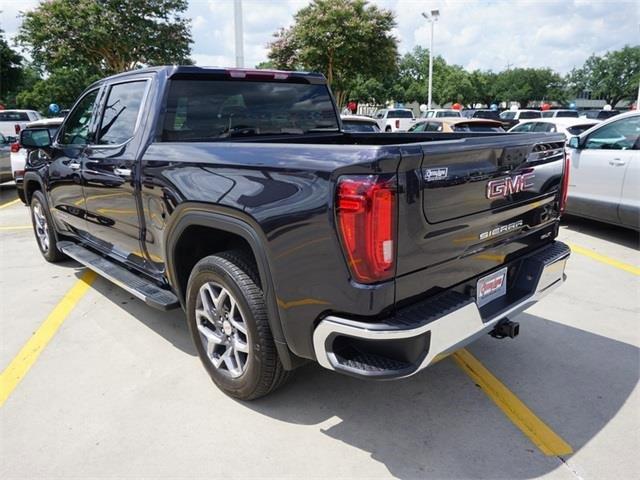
[476,267,508,307]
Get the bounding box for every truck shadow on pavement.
[87,275,196,356]
[562,215,639,249]
[245,313,639,479]
[71,270,638,478]
[0,183,18,202]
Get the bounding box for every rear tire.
[186,250,289,400]
[385,126,392,132]
[30,190,66,263]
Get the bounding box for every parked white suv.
[0,110,41,137]
[374,108,415,132]
[541,109,579,118]
[565,111,639,230]
[420,109,462,119]
[499,109,541,121]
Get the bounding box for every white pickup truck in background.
[374,108,415,132]
[0,110,42,138]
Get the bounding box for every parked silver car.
[566,111,639,230]
[0,133,14,183]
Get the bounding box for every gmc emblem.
[486,173,535,199]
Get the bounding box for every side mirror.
[567,136,581,150]
[20,128,52,148]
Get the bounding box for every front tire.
[30,190,66,263]
[186,251,289,400]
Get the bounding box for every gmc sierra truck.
[19,66,570,400]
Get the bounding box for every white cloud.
[2,0,638,73]
[193,15,207,29]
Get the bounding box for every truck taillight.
[560,151,570,213]
[336,175,396,283]
[395,119,400,129]
[10,142,20,153]
[14,124,21,135]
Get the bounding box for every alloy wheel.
[32,201,50,252]
[195,281,250,378]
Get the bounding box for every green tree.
[16,0,192,75]
[349,75,396,104]
[395,46,447,104]
[469,70,498,107]
[266,0,398,107]
[568,46,640,107]
[434,64,476,106]
[494,68,567,107]
[395,46,478,106]
[0,28,40,107]
[16,67,102,113]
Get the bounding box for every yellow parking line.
[0,270,97,407]
[0,225,32,231]
[0,199,20,210]
[567,242,640,276]
[453,348,573,456]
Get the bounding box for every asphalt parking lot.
[1,183,638,480]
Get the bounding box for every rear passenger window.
[97,81,147,145]
[0,112,30,121]
[511,123,535,132]
[533,123,555,132]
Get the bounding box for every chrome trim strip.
[313,247,569,377]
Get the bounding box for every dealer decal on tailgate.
[477,267,508,307]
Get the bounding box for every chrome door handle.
[113,167,132,177]
[69,161,81,170]
[609,158,626,166]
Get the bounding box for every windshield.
[0,111,30,121]
[387,110,414,119]
[162,79,339,141]
[557,111,579,118]
[342,120,380,133]
[473,111,500,120]
[436,110,461,117]
[566,124,597,135]
[500,111,516,120]
[452,122,504,132]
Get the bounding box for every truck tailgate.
[394,133,566,303]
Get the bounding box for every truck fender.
[163,204,299,370]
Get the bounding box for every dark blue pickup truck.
[19,66,570,399]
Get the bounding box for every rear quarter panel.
[140,142,400,358]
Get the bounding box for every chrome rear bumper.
[313,241,570,379]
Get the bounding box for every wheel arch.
[164,204,299,370]
[23,172,45,204]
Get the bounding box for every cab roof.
[93,65,327,86]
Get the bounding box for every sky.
[1,0,639,74]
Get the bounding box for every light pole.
[234,0,244,68]
[422,9,440,110]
